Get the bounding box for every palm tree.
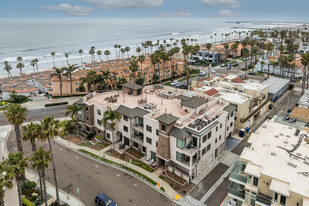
[64,53,69,66]
[104,50,111,60]
[301,52,309,95]
[101,107,121,151]
[136,47,141,56]
[129,58,139,83]
[125,46,130,58]
[65,102,83,136]
[30,60,35,73]
[224,43,229,63]
[206,43,212,77]
[4,104,27,152]
[31,148,52,206]
[6,152,28,206]
[102,69,110,90]
[231,43,238,62]
[79,49,84,69]
[97,50,102,62]
[51,52,56,67]
[0,162,13,206]
[40,116,60,205]
[16,57,24,76]
[266,42,274,78]
[63,64,79,97]
[183,66,192,87]
[242,48,250,79]
[138,55,146,81]
[80,70,97,92]
[260,61,265,73]
[114,44,118,58]
[34,59,39,72]
[270,61,279,75]
[3,61,12,77]
[22,122,44,203]
[50,67,64,97]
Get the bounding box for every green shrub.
[160,187,165,192]
[170,182,178,189]
[22,197,35,206]
[45,101,68,107]
[23,181,37,190]
[86,133,96,140]
[131,159,154,172]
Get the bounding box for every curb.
[53,138,180,204]
[3,125,85,206]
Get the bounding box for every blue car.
[95,193,117,206]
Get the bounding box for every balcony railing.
[131,134,144,144]
[183,145,198,155]
[256,193,272,206]
[229,161,247,184]
[228,182,245,200]
[131,123,144,132]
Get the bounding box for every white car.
[199,72,206,76]
[170,80,179,86]
[210,69,216,73]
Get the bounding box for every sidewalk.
[54,136,181,201]
[0,124,84,206]
[21,96,82,110]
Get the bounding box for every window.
[219,135,222,140]
[203,135,207,143]
[86,117,89,121]
[227,126,229,131]
[207,144,211,151]
[123,126,128,132]
[280,195,286,205]
[146,125,152,132]
[97,109,101,115]
[161,124,166,132]
[98,130,101,134]
[207,132,212,139]
[273,192,278,202]
[202,148,206,155]
[230,122,233,127]
[177,139,186,149]
[228,115,230,120]
[247,175,252,184]
[106,133,110,139]
[75,88,79,92]
[253,177,258,187]
[231,112,233,117]
[215,138,217,143]
[156,142,158,147]
[146,137,152,144]
[176,152,184,162]
[86,106,88,111]
[216,126,218,132]
[75,82,79,86]
[123,116,128,121]
[156,129,159,136]
[97,119,101,125]
[220,123,222,128]
[133,141,138,148]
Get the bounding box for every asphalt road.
[7,131,176,206]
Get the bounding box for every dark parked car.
[248,72,255,76]
[290,78,296,82]
[95,193,117,206]
[282,116,290,121]
[232,63,238,67]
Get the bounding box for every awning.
[116,131,122,136]
[270,179,290,197]
[244,162,261,178]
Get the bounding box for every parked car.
[232,63,239,67]
[170,80,179,86]
[248,72,255,76]
[282,116,290,121]
[290,78,296,82]
[199,71,206,76]
[289,118,297,123]
[210,69,216,73]
[95,193,117,206]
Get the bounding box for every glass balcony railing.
[228,182,245,200]
[229,161,247,184]
[256,193,272,206]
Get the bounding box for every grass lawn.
[79,141,93,147]
[255,73,265,76]
[52,94,85,99]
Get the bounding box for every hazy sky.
[0,0,307,21]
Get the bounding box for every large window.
[97,119,101,125]
[177,139,186,149]
[207,144,211,151]
[207,132,212,139]
[123,116,128,121]
[280,195,286,206]
[97,109,101,115]
[106,133,110,139]
[203,135,207,143]
[146,125,152,132]
[161,124,166,132]
[146,137,152,144]
[253,177,258,187]
[123,126,128,132]
[202,148,206,155]
[176,152,184,162]
[156,129,159,136]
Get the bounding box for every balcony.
[256,193,272,206]
[183,143,198,155]
[131,123,144,133]
[228,182,245,201]
[229,161,247,185]
[132,133,144,144]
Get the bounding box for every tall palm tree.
[97,50,102,62]
[101,107,121,151]
[63,64,79,97]
[206,43,212,77]
[65,102,83,136]
[224,43,229,63]
[89,47,96,63]
[40,116,60,205]
[136,47,141,56]
[270,61,279,75]
[120,48,125,59]
[22,122,44,203]
[124,46,130,58]
[138,55,146,81]
[50,67,64,98]
[129,58,139,83]
[4,104,27,152]
[0,162,13,206]
[104,50,111,60]
[30,60,36,73]
[51,52,56,67]
[31,148,52,206]
[242,48,250,79]
[266,42,274,78]
[6,152,28,206]
[301,52,309,95]
[34,59,39,72]
[183,65,192,87]
[16,56,24,76]
[79,49,84,69]
[114,44,118,58]
[3,61,12,77]
[80,70,97,92]
[64,53,69,66]
[102,69,110,90]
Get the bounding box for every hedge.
[45,101,68,107]
[22,197,35,206]
[131,159,154,172]
[160,187,165,192]
[79,149,157,186]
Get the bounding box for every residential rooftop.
[298,89,309,107]
[241,119,309,198]
[262,77,289,95]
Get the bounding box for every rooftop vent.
[287,162,297,168]
[297,153,302,156]
[271,152,276,156]
[275,135,279,138]
[291,144,295,147]
[279,133,284,136]
[304,161,309,166]
[262,125,267,128]
[302,172,309,177]
[283,141,288,144]
[286,135,290,138]
[305,156,309,160]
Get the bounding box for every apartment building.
[82,83,235,182]
[191,50,221,63]
[298,89,309,109]
[192,75,270,129]
[228,119,309,206]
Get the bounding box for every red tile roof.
[232,77,243,83]
[205,88,219,96]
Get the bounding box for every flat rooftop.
[262,77,289,95]
[84,85,226,127]
[298,89,309,107]
[241,120,309,198]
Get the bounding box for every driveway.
[204,176,230,206]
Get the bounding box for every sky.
[0,0,308,21]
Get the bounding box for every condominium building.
[228,119,309,206]
[82,83,235,182]
[191,50,221,63]
[192,75,270,129]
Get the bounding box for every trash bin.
[239,129,245,137]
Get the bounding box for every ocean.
[0,18,247,77]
